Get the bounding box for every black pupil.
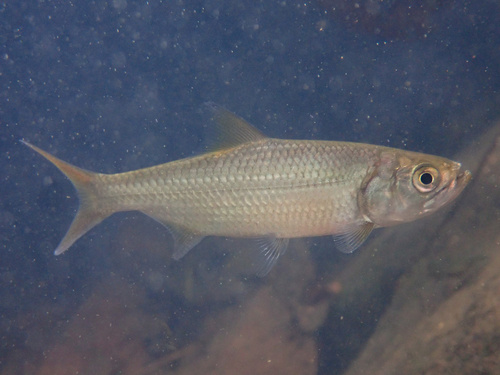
[420,172,433,185]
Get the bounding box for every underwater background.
[1,1,500,374]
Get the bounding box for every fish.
[23,103,471,276]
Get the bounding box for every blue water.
[1,1,499,373]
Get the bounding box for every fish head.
[360,150,472,227]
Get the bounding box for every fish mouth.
[443,168,472,198]
[423,168,471,211]
[448,169,472,192]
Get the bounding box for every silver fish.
[24,104,471,275]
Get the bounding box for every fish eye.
[412,165,440,193]
[419,172,433,185]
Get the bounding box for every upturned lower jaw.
[445,169,471,200]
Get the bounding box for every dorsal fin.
[204,102,267,151]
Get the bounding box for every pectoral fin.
[254,236,289,277]
[332,222,374,254]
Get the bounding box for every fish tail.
[22,140,111,255]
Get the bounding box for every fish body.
[24,104,471,275]
[101,139,374,238]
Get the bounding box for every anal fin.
[168,224,204,260]
[142,210,204,260]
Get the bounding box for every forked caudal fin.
[22,140,110,255]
